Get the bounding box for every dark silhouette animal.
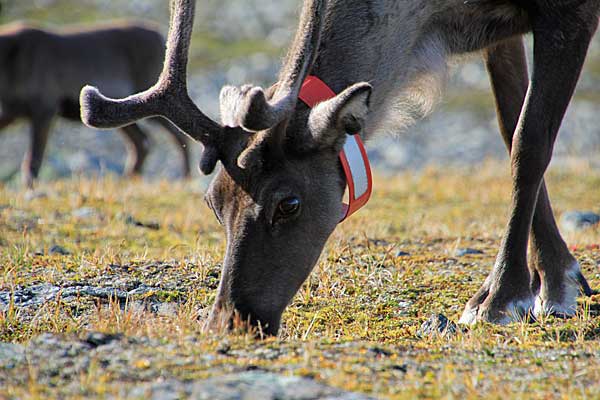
[81,0,599,335]
[0,20,192,186]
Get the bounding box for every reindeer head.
[80,0,371,336]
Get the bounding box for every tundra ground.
[1,163,600,399]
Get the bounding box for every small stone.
[417,313,458,338]
[125,215,160,230]
[71,207,97,219]
[216,342,231,355]
[395,250,411,257]
[368,346,392,358]
[560,211,600,232]
[455,248,484,256]
[390,364,408,373]
[84,332,123,348]
[24,190,47,201]
[127,285,155,296]
[151,302,178,317]
[49,245,70,255]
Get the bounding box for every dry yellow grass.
[1,162,600,399]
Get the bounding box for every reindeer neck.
[304,0,530,140]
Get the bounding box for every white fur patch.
[498,298,535,325]
[458,306,478,325]
[373,34,449,136]
[459,297,535,325]
[534,261,581,318]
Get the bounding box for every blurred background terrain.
[1,0,599,183]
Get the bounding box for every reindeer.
[81,0,599,335]
[0,21,192,187]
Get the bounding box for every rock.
[417,313,458,339]
[368,346,392,358]
[49,245,70,255]
[0,283,168,313]
[71,207,97,219]
[130,372,376,400]
[0,284,60,311]
[125,215,160,230]
[84,332,123,348]
[390,364,408,373]
[26,334,92,381]
[560,211,600,231]
[216,342,231,355]
[129,380,183,400]
[78,286,128,300]
[455,248,484,256]
[150,302,178,317]
[0,342,26,369]
[127,285,156,296]
[23,190,48,201]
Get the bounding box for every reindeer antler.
[220,0,326,132]
[80,0,223,173]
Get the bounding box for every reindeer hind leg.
[119,123,151,176]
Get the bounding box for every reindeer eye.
[275,197,301,220]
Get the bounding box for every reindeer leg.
[21,111,54,188]
[154,118,192,178]
[119,123,151,176]
[484,35,594,320]
[460,11,598,324]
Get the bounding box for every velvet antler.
[219,0,326,133]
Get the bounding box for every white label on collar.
[343,135,368,199]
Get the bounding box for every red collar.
[298,76,373,222]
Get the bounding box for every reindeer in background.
[0,21,192,187]
[81,0,599,335]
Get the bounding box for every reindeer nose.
[203,295,283,337]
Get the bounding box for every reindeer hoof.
[458,305,478,325]
[534,261,583,319]
[460,296,535,325]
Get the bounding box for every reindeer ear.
[307,82,372,151]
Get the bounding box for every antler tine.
[222,0,326,132]
[273,0,325,106]
[80,0,222,146]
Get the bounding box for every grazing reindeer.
[81,0,599,335]
[0,21,192,187]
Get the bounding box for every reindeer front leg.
[460,7,599,324]
[485,35,593,318]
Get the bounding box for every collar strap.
[299,76,373,222]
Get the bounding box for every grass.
[1,162,600,398]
